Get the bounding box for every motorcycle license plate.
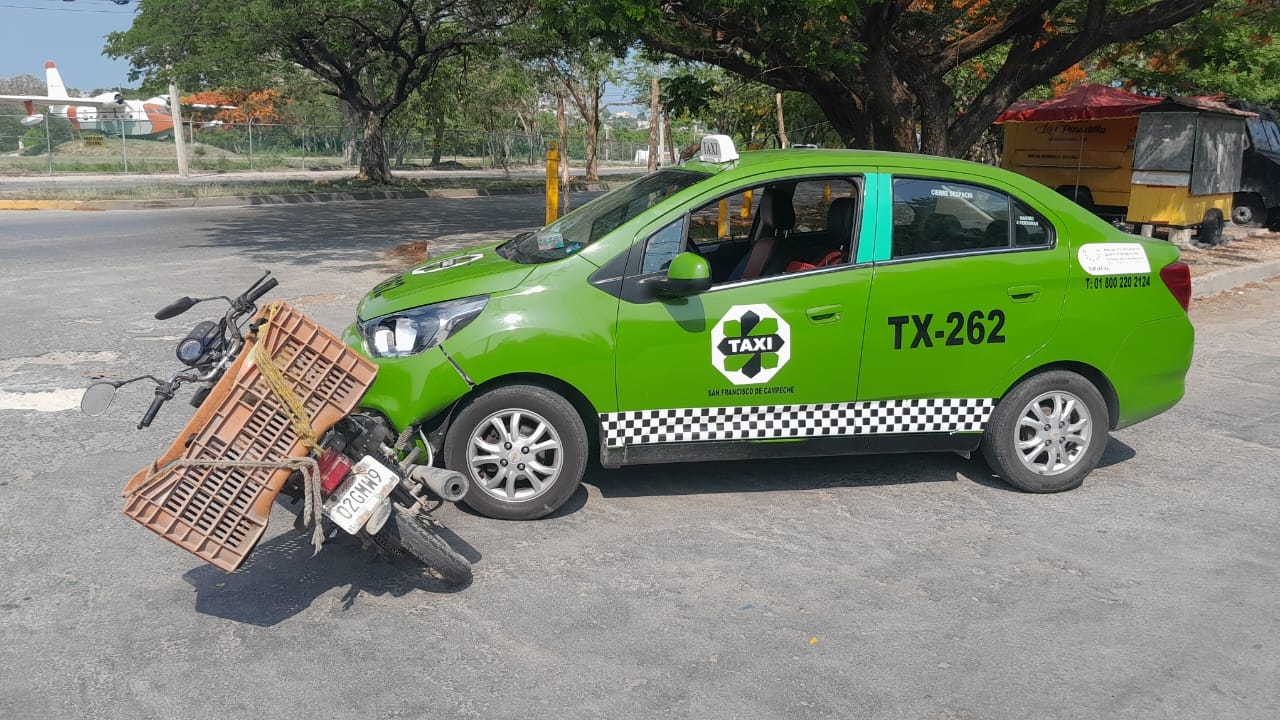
[323,455,398,534]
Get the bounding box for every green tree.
[1096,0,1280,106]
[544,0,1223,158]
[107,0,526,183]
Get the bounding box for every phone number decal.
[887,310,1007,350]
[1083,274,1150,290]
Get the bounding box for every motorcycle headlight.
[359,295,488,358]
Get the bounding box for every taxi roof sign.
[699,135,739,164]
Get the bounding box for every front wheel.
[373,505,472,584]
[981,371,1109,493]
[445,384,588,520]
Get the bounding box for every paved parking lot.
[0,201,1276,719]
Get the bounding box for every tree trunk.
[430,110,445,166]
[663,108,675,166]
[359,111,391,183]
[648,77,660,172]
[340,99,360,167]
[774,92,788,149]
[583,81,600,181]
[556,93,570,211]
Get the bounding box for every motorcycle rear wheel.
[372,506,472,584]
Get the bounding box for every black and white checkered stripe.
[600,398,994,447]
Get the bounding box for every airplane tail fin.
[45,61,69,100]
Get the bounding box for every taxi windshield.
[497,168,711,264]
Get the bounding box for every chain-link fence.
[0,115,655,175]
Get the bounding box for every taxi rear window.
[891,177,1052,258]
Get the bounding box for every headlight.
[359,295,488,358]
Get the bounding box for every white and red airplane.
[0,61,177,138]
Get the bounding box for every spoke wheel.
[981,370,1109,494]
[445,384,588,520]
[467,408,564,503]
[1013,390,1093,477]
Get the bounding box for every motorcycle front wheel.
[371,505,472,585]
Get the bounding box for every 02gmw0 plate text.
[346,135,1194,520]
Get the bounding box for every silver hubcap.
[466,409,563,502]
[1015,390,1092,476]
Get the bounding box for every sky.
[0,1,642,110]
[0,0,137,92]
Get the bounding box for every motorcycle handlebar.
[241,276,278,308]
[138,391,167,429]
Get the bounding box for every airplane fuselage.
[54,98,175,139]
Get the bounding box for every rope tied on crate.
[133,456,325,554]
[249,302,326,553]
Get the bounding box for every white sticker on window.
[1077,243,1151,276]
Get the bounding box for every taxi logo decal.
[712,304,790,385]
[411,252,484,275]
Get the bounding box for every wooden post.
[546,141,560,224]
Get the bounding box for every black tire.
[1056,186,1094,212]
[374,505,472,584]
[1200,208,1227,247]
[445,384,588,520]
[1231,193,1265,228]
[981,370,1109,494]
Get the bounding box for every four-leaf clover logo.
[711,304,791,385]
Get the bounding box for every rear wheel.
[445,384,588,520]
[981,371,1109,493]
[373,505,472,584]
[1056,186,1095,212]
[1231,193,1265,228]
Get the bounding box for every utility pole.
[169,77,189,178]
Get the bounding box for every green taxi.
[345,136,1194,520]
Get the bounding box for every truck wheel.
[445,384,588,520]
[981,371,1109,494]
[1056,186,1094,212]
[1231,193,1265,228]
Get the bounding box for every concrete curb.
[1192,259,1280,298]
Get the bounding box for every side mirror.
[657,252,712,297]
[155,296,198,320]
[81,382,119,416]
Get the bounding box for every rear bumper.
[1109,315,1195,429]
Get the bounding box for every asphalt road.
[1,199,1277,719]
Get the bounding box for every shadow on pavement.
[184,193,601,272]
[585,437,1139,503]
[585,450,1006,500]
[181,529,472,627]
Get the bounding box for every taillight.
[1159,261,1192,312]
[318,448,355,496]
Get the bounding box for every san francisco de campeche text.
[707,386,796,397]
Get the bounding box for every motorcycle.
[81,272,473,584]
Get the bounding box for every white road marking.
[0,388,84,412]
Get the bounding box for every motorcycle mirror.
[155,296,199,320]
[81,382,119,416]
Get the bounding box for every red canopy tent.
[995,84,1160,123]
